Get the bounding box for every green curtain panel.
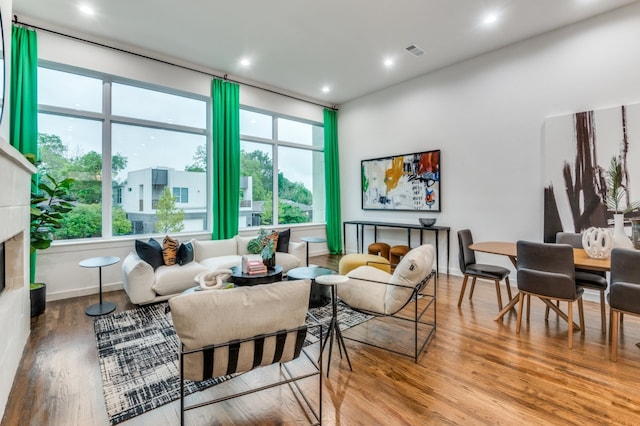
[10,25,39,282]
[324,108,343,254]
[211,79,240,240]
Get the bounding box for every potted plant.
[26,153,76,317]
[605,156,640,248]
[247,228,276,269]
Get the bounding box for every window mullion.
[102,80,113,238]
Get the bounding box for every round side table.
[80,256,120,316]
[301,237,327,266]
[315,274,352,376]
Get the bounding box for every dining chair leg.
[457,275,469,307]
[505,277,513,302]
[568,301,574,349]
[611,310,620,361]
[599,289,606,334]
[494,280,504,310]
[545,305,550,321]
[516,292,525,334]
[578,298,585,335]
[526,294,531,321]
[469,277,477,300]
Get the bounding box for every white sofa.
[122,235,306,305]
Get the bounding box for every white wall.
[31,27,327,300]
[338,3,640,274]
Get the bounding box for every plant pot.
[30,283,46,317]
[263,255,276,269]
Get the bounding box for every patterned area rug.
[94,299,372,425]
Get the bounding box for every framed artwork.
[361,149,441,211]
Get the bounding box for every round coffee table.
[229,265,283,286]
[287,266,334,308]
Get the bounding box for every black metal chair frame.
[179,320,324,425]
[340,270,437,363]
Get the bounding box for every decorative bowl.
[419,218,436,227]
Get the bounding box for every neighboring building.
[116,167,207,234]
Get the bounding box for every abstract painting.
[543,104,640,242]
[361,149,440,211]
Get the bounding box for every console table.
[342,220,450,275]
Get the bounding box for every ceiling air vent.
[405,44,424,57]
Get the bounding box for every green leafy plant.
[247,228,275,260]
[605,156,640,214]
[27,153,76,253]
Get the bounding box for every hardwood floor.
[4,253,640,425]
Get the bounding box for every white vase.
[613,213,633,249]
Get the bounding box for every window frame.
[37,61,211,241]
[239,106,325,227]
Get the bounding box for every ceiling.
[12,0,639,106]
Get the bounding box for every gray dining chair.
[556,232,608,333]
[457,229,512,311]
[516,240,585,349]
[608,248,640,361]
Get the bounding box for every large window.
[37,65,209,240]
[239,109,324,228]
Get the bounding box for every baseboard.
[47,282,124,302]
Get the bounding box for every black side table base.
[85,301,116,316]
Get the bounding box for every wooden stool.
[389,245,410,265]
[338,253,391,275]
[368,242,390,260]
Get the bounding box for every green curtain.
[211,79,240,240]
[324,108,343,254]
[10,25,39,282]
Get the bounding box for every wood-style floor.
[4,253,640,425]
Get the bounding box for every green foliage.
[27,153,76,253]
[54,204,101,239]
[246,228,275,259]
[112,207,133,235]
[185,145,206,172]
[155,187,185,233]
[606,156,640,214]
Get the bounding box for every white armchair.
[338,244,437,362]
[169,279,322,425]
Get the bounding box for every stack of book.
[246,259,267,275]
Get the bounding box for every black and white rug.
[94,300,372,425]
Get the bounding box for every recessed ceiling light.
[240,58,251,67]
[78,4,95,16]
[383,58,394,68]
[322,86,330,93]
[483,13,498,25]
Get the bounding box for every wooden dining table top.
[469,241,611,272]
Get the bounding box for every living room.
[3,0,640,424]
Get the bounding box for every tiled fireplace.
[0,137,35,418]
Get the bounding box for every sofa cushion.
[135,238,164,270]
[236,236,253,256]
[276,228,291,253]
[177,241,194,265]
[275,252,300,273]
[194,237,238,261]
[152,262,209,296]
[339,266,391,313]
[162,235,179,266]
[387,244,435,314]
[200,255,243,271]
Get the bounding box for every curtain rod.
[12,16,339,111]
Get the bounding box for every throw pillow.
[163,235,179,266]
[135,238,164,270]
[177,242,194,265]
[262,231,279,253]
[276,228,291,253]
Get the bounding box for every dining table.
[469,241,611,321]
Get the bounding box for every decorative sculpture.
[582,227,613,259]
